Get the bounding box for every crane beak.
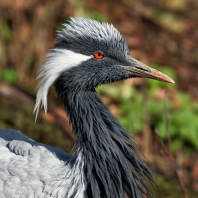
[122,58,175,83]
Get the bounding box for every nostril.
[137,67,150,72]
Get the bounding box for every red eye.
[93,52,104,59]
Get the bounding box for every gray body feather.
[0,128,86,198]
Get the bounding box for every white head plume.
[33,49,91,120]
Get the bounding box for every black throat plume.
[55,78,154,198]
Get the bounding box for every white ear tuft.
[33,49,91,120]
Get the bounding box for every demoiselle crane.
[0,17,174,198]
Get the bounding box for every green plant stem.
[163,90,188,198]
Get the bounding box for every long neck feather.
[55,85,154,198]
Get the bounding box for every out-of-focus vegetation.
[0,97,73,153]
[154,173,198,198]
[0,68,18,83]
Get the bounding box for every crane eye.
[93,52,104,59]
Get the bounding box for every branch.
[158,90,189,198]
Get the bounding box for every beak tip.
[169,79,175,84]
[163,76,175,84]
[153,70,175,84]
[163,77,175,84]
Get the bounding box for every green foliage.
[119,94,143,132]
[0,68,18,83]
[155,172,198,198]
[0,22,11,42]
[97,65,198,152]
[156,92,198,151]
[157,12,184,33]
[69,0,106,22]
[87,11,106,22]
[141,6,184,33]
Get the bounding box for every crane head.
[34,17,174,118]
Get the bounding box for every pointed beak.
[122,58,175,83]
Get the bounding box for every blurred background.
[0,0,198,197]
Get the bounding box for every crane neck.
[54,87,153,198]
[61,90,130,150]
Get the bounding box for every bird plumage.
[0,17,174,198]
[0,128,73,197]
